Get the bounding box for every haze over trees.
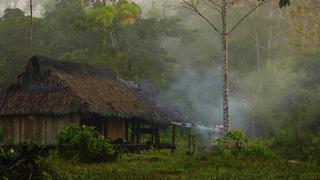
[0,0,320,165]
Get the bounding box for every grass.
[43,150,320,180]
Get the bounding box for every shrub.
[212,130,272,159]
[57,124,114,163]
[0,144,49,180]
[242,141,272,159]
[270,130,320,161]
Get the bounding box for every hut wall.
[2,114,79,144]
[104,118,124,141]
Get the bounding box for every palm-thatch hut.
[0,55,152,144]
[0,56,190,149]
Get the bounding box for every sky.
[0,0,43,16]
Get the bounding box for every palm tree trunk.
[222,0,230,132]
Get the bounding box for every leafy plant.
[87,1,141,27]
[57,124,114,163]
[0,144,48,180]
[270,130,320,161]
[212,130,272,159]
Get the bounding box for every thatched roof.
[124,79,191,124]
[0,56,149,119]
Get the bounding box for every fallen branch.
[9,158,27,170]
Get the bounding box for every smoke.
[167,62,249,128]
[133,0,181,17]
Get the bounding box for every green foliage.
[87,6,115,27]
[243,48,320,160]
[0,0,191,89]
[0,144,48,180]
[257,0,290,8]
[278,0,291,8]
[57,124,114,163]
[87,1,141,27]
[270,130,320,161]
[2,8,24,19]
[59,49,89,63]
[0,8,29,88]
[212,130,272,159]
[115,2,141,26]
[287,1,320,54]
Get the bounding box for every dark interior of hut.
[80,114,177,153]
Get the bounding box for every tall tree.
[288,0,320,54]
[87,1,141,50]
[183,0,290,133]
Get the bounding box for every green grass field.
[44,150,320,180]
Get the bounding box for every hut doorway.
[80,115,105,135]
[79,115,124,141]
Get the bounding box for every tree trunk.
[28,0,33,58]
[267,0,274,63]
[222,0,230,132]
[302,0,308,50]
[80,0,84,9]
[183,0,272,134]
[253,20,264,93]
[253,20,261,77]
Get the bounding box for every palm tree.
[87,1,141,49]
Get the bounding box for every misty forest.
[0,0,320,179]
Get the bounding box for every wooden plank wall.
[105,118,124,141]
[2,114,79,144]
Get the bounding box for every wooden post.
[104,120,108,138]
[101,120,105,137]
[188,128,191,155]
[124,120,129,143]
[151,120,155,146]
[192,135,195,154]
[155,126,160,146]
[171,125,176,153]
[131,122,135,143]
[137,122,141,144]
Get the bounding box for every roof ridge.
[30,55,117,78]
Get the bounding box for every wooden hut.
[0,56,191,152]
[0,55,152,144]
